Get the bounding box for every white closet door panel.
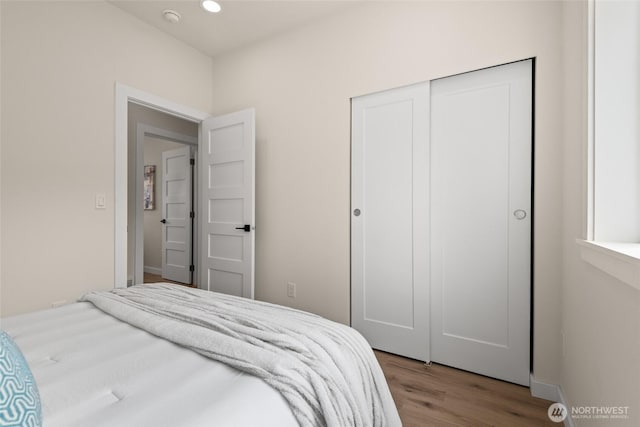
[351,82,430,362]
[363,100,414,326]
[430,60,532,386]
[437,85,510,345]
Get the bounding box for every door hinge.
[189,265,195,272]
[190,211,195,219]
[190,158,195,165]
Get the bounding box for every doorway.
[127,103,198,286]
[115,84,256,299]
[136,124,197,286]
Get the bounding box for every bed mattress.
[2,302,298,427]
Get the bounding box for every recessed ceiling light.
[162,9,181,24]
[201,0,222,13]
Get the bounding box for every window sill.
[577,240,640,291]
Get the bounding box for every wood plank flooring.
[143,272,196,288]
[374,350,556,426]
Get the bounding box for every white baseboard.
[144,266,162,275]
[530,375,575,427]
[530,375,560,401]
[557,387,576,427]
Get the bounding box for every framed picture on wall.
[144,165,156,210]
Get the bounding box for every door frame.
[115,83,209,288]
[134,124,197,286]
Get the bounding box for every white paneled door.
[351,82,431,362]
[430,60,532,386]
[161,145,193,284]
[200,109,255,298]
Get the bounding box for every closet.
[351,59,532,386]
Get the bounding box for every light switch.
[95,193,106,209]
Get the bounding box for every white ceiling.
[108,0,357,58]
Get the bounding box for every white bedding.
[81,284,400,427]
[1,302,299,427]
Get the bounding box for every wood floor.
[374,351,556,426]
[143,272,196,288]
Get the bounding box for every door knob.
[160,219,167,224]
[235,224,251,232]
[513,209,527,220]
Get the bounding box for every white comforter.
[3,301,299,427]
[81,284,401,427]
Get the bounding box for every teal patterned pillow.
[0,331,41,427]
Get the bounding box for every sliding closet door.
[430,60,532,386]
[351,83,430,362]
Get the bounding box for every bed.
[1,284,401,427]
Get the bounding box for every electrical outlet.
[287,282,296,298]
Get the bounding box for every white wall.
[561,2,640,425]
[210,0,565,384]
[1,1,212,316]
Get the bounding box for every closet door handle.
[160,219,167,224]
[235,224,251,232]
[513,210,527,220]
